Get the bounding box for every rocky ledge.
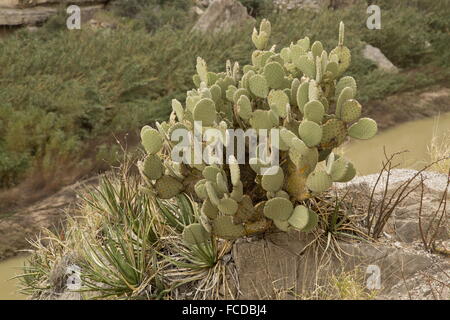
[0,0,107,25]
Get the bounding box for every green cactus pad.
[326,61,339,78]
[249,74,269,98]
[260,19,271,37]
[218,197,239,216]
[348,118,378,140]
[336,86,354,118]
[298,120,323,147]
[206,180,220,204]
[306,170,332,192]
[330,46,351,76]
[289,138,318,173]
[210,84,222,102]
[233,88,250,104]
[237,95,253,120]
[216,172,229,194]
[228,156,241,187]
[263,62,286,89]
[273,219,290,232]
[172,99,184,121]
[212,216,245,240]
[327,157,348,182]
[297,36,310,51]
[141,127,163,155]
[143,154,164,180]
[194,179,208,200]
[225,85,237,102]
[154,175,184,199]
[275,190,290,200]
[296,55,315,79]
[280,128,298,148]
[340,99,362,123]
[201,199,219,219]
[336,76,357,98]
[288,205,318,232]
[249,110,275,130]
[183,223,210,245]
[296,81,309,114]
[230,180,244,202]
[263,197,294,221]
[261,166,284,192]
[268,90,289,118]
[311,41,324,58]
[252,29,269,50]
[196,57,208,84]
[320,119,347,149]
[336,162,356,182]
[308,80,320,101]
[193,98,217,126]
[304,100,325,124]
[202,166,221,182]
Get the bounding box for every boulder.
[362,44,400,73]
[192,0,254,33]
[232,230,436,299]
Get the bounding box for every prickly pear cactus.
[138,20,377,242]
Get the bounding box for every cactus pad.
[212,216,245,240]
[288,205,318,232]
[183,223,210,245]
[154,175,184,199]
[348,118,378,140]
[298,120,323,147]
[141,127,163,155]
[306,170,332,192]
[143,154,164,180]
[261,166,284,192]
[263,197,294,221]
[249,74,269,98]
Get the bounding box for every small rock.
[362,44,399,74]
[192,0,254,33]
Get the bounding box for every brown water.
[0,255,28,300]
[344,112,450,175]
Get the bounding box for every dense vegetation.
[0,0,449,196]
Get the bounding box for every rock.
[232,230,436,299]
[0,0,103,9]
[192,0,254,33]
[0,0,107,26]
[362,44,399,74]
[273,0,361,10]
[191,6,204,16]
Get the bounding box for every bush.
[240,0,274,17]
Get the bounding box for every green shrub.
[240,0,274,17]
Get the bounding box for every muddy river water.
[0,112,449,300]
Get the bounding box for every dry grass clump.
[427,120,450,174]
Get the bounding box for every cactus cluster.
[138,20,377,242]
